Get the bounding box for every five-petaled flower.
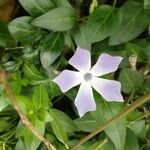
[53,47,124,117]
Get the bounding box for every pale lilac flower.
[53,47,123,117]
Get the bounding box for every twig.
[70,93,150,150]
[0,70,55,150]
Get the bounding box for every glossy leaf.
[19,0,54,17]
[91,95,126,150]
[73,25,91,50]
[23,61,45,80]
[32,7,76,31]
[124,128,139,150]
[32,84,49,109]
[52,0,72,7]
[49,109,68,147]
[144,0,150,10]
[119,68,144,94]
[51,109,78,132]
[86,5,122,43]
[8,16,42,44]
[109,1,149,45]
[40,32,64,69]
[24,119,45,150]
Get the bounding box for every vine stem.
[0,70,55,150]
[70,93,150,150]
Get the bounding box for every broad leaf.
[52,109,78,132]
[40,32,64,69]
[0,21,15,47]
[124,128,139,150]
[109,1,149,45]
[19,0,54,17]
[32,84,49,109]
[118,68,144,94]
[91,96,126,150]
[52,0,72,7]
[144,0,150,10]
[74,113,99,132]
[32,7,76,31]
[49,109,68,147]
[24,119,45,150]
[23,61,45,80]
[8,16,42,44]
[73,25,91,50]
[86,5,122,43]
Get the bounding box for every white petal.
[69,47,91,73]
[75,82,96,117]
[53,70,82,93]
[90,53,123,76]
[92,77,123,102]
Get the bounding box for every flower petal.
[90,53,123,76]
[53,70,82,93]
[69,47,91,73]
[75,82,96,117]
[92,77,123,102]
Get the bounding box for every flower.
[53,47,123,117]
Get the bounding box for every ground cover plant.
[0,0,150,149]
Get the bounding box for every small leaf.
[124,128,139,150]
[19,0,54,17]
[86,5,122,43]
[8,16,42,44]
[109,1,149,45]
[32,7,76,31]
[40,32,64,69]
[49,109,68,146]
[32,84,49,109]
[23,61,45,80]
[118,68,144,94]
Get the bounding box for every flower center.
[84,73,92,82]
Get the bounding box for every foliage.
[0,0,150,149]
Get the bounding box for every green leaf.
[124,128,139,150]
[118,68,144,94]
[73,25,91,50]
[52,0,72,7]
[91,96,126,150]
[16,95,33,115]
[23,61,45,80]
[86,5,122,43]
[40,32,64,69]
[74,114,99,132]
[51,109,78,133]
[32,84,49,109]
[144,0,150,10]
[0,22,15,47]
[32,7,76,31]
[49,109,68,147]
[8,16,42,44]
[19,0,54,17]
[24,119,45,150]
[109,1,149,45]
[15,140,26,150]
[128,120,147,139]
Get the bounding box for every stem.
[0,70,55,150]
[70,93,150,150]
[5,47,24,50]
[113,0,117,7]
